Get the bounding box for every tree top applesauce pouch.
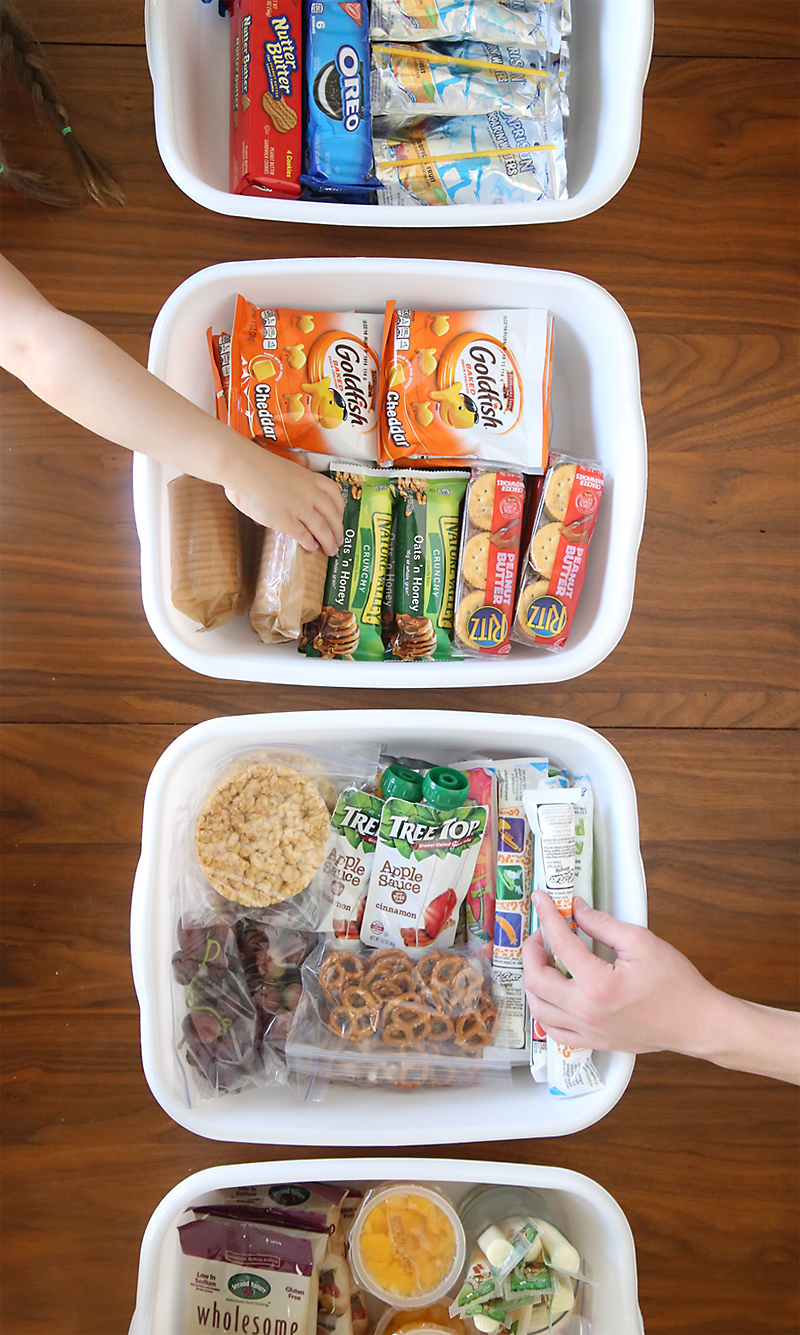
[228,297,381,461]
[301,468,394,661]
[386,469,469,661]
[378,304,553,471]
[360,793,488,957]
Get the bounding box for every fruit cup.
[350,1185,466,1309]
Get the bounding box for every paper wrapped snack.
[168,474,246,630]
[250,529,328,644]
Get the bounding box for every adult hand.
[522,891,719,1055]
[225,446,344,556]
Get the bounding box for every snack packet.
[370,41,556,122]
[454,467,526,656]
[228,297,381,460]
[360,774,488,955]
[179,1215,319,1335]
[370,0,571,51]
[373,108,567,207]
[378,305,553,470]
[168,474,246,630]
[386,470,469,661]
[492,758,548,1048]
[301,468,395,661]
[229,0,303,198]
[452,761,497,958]
[286,941,509,1091]
[303,0,376,196]
[206,1182,349,1234]
[513,454,606,653]
[207,328,232,421]
[524,787,604,1096]
[250,530,328,643]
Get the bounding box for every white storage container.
[129,1157,645,1334]
[130,709,647,1144]
[134,257,647,686]
[145,0,653,228]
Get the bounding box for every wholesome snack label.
[228,297,381,460]
[230,0,303,198]
[378,304,553,471]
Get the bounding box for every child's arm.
[0,255,344,555]
[523,890,800,1085]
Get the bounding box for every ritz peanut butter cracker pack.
[378,305,553,471]
[229,297,381,461]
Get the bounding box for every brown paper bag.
[250,529,328,644]
[168,474,245,630]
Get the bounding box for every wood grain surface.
[0,3,798,1334]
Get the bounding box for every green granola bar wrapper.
[387,470,468,661]
[301,467,394,661]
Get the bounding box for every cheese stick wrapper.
[524,787,604,1095]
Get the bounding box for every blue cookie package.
[302,0,376,195]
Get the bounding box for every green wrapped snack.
[387,470,468,662]
[301,467,394,661]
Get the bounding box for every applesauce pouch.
[385,469,469,661]
[318,788,384,940]
[378,304,553,471]
[360,795,488,957]
[301,467,394,661]
[228,296,381,460]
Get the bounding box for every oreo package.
[303,0,376,195]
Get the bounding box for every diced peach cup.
[359,1194,457,1299]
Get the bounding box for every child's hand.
[225,446,344,556]
[523,891,719,1056]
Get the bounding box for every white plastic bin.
[145,0,653,228]
[129,1157,645,1335]
[134,257,647,686]
[130,709,647,1145]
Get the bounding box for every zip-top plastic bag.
[370,0,571,52]
[286,940,510,1093]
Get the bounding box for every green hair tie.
[62,125,72,136]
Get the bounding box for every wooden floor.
[1,3,798,1333]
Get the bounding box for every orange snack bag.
[228,295,381,461]
[378,304,553,472]
[207,328,232,423]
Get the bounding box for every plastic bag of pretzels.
[285,940,511,1094]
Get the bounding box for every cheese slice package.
[228,296,381,461]
[378,304,553,471]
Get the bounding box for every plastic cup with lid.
[349,1184,466,1309]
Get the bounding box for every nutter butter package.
[230,0,303,198]
[378,304,553,470]
[386,470,469,661]
[228,297,381,460]
[301,467,395,661]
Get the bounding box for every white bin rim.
[131,710,647,1146]
[144,0,654,227]
[134,256,647,687]
[129,1157,645,1335]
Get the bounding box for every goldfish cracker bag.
[229,296,381,461]
[378,304,553,471]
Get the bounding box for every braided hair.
[0,0,125,206]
